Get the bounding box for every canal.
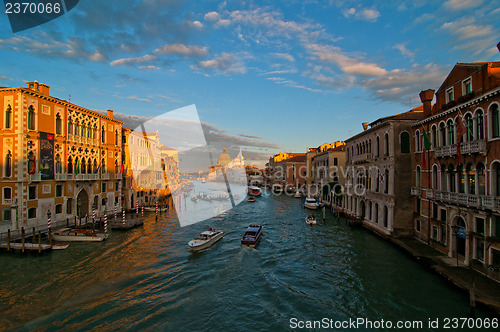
[0,191,492,331]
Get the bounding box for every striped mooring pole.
[141,206,144,219]
[114,205,117,220]
[155,201,158,221]
[104,213,108,233]
[136,200,139,215]
[122,209,126,227]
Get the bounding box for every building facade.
[411,62,500,277]
[0,81,123,233]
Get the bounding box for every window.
[115,181,119,191]
[374,203,379,223]
[497,163,500,196]
[432,165,438,189]
[415,130,421,152]
[68,117,73,135]
[476,217,485,234]
[67,198,73,214]
[4,150,12,177]
[27,105,35,130]
[446,87,454,102]
[384,169,389,194]
[102,182,106,193]
[416,219,421,232]
[81,158,86,174]
[457,165,464,193]
[416,198,421,214]
[74,120,79,136]
[376,136,380,157]
[55,113,62,135]
[466,164,475,194]
[5,104,11,129]
[401,132,410,153]
[441,224,447,245]
[491,104,500,139]
[28,186,36,200]
[383,206,388,227]
[334,158,338,166]
[477,163,485,195]
[439,122,446,147]
[448,165,456,192]
[56,184,63,197]
[463,78,472,94]
[2,187,12,203]
[494,215,500,238]
[431,125,437,147]
[28,207,36,219]
[433,203,438,219]
[115,130,119,145]
[477,110,484,140]
[431,226,438,240]
[384,133,389,156]
[101,125,106,143]
[476,239,485,262]
[67,157,73,174]
[55,204,63,214]
[465,113,473,141]
[101,158,106,174]
[3,209,11,222]
[416,166,421,188]
[440,209,447,223]
[447,120,455,145]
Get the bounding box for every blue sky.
[0,0,499,166]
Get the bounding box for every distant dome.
[217,147,231,166]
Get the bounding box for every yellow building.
[0,81,123,232]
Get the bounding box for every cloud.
[441,18,494,40]
[204,11,220,23]
[154,43,208,56]
[444,0,482,11]
[110,54,157,66]
[239,134,264,139]
[393,43,415,59]
[138,65,160,71]
[191,53,246,75]
[126,96,151,102]
[273,52,296,62]
[343,7,380,22]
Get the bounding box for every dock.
[0,241,52,253]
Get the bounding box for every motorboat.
[52,228,108,242]
[304,197,320,210]
[201,178,206,183]
[187,228,224,251]
[241,224,263,247]
[248,186,262,197]
[248,196,256,202]
[305,215,317,225]
[294,191,301,198]
[272,184,284,194]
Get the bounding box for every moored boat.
[294,191,301,198]
[248,196,256,202]
[304,197,320,210]
[248,186,262,196]
[272,184,283,194]
[305,215,317,225]
[187,229,224,251]
[241,224,263,247]
[52,228,108,242]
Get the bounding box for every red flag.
[120,162,125,174]
[456,115,467,166]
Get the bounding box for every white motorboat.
[248,196,256,202]
[248,186,262,197]
[272,184,284,194]
[187,229,224,251]
[52,228,108,242]
[305,215,317,225]
[304,197,320,210]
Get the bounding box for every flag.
[28,151,36,175]
[95,159,101,174]
[456,114,467,166]
[120,162,125,174]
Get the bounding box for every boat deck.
[0,241,52,252]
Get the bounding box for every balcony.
[29,173,42,181]
[431,189,498,210]
[352,153,372,164]
[410,187,421,196]
[75,174,98,181]
[434,140,486,158]
[101,173,110,180]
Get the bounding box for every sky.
[0,0,499,168]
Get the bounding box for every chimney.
[107,109,114,118]
[362,122,369,131]
[419,89,435,117]
[27,81,50,95]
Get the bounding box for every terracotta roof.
[285,155,306,162]
[329,145,346,152]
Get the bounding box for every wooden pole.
[7,229,10,251]
[21,227,25,253]
[32,227,35,245]
[38,231,41,253]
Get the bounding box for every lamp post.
[451,225,459,266]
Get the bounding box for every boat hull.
[52,233,107,242]
[304,204,319,210]
[188,232,224,251]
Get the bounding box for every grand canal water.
[0,187,492,331]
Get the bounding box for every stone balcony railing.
[352,153,373,164]
[434,139,486,158]
[429,189,499,210]
[28,173,42,181]
[410,187,421,196]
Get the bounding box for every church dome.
[217,147,231,166]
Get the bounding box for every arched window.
[466,163,475,194]
[431,125,437,147]
[101,126,105,143]
[87,123,91,138]
[457,165,464,193]
[376,136,380,157]
[93,124,97,139]
[115,160,119,174]
[384,169,389,194]
[447,119,455,145]
[477,110,484,139]
[440,164,446,190]
[27,151,35,173]
[93,159,97,173]
[401,132,410,153]
[374,203,379,223]
[465,113,473,141]
[81,123,85,137]
[4,150,12,177]
[101,158,106,174]
[448,164,456,192]
[74,120,79,136]
[68,117,73,135]
[55,154,61,173]
[477,163,485,195]
[368,139,371,153]
[55,113,62,135]
[67,157,73,174]
[81,158,86,174]
[432,165,438,189]
[115,130,119,145]
[416,166,421,188]
[496,163,500,196]
[384,133,389,156]
[439,122,446,146]
[491,104,500,139]
[87,159,92,173]
[383,206,388,228]
[5,104,12,129]
[27,105,35,130]
[74,157,79,174]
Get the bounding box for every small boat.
[305,215,317,225]
[201,178,206,183]
[248,186,262,197]
[248,196,256,202]
[51,243,69,250]
[294,191,301,198]
[241,224,263,247]
[187,229,224,251]
[304,197,320,210]
[52,228,108,242]
[272,184,283,194]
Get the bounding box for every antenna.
[68,94,71,102]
